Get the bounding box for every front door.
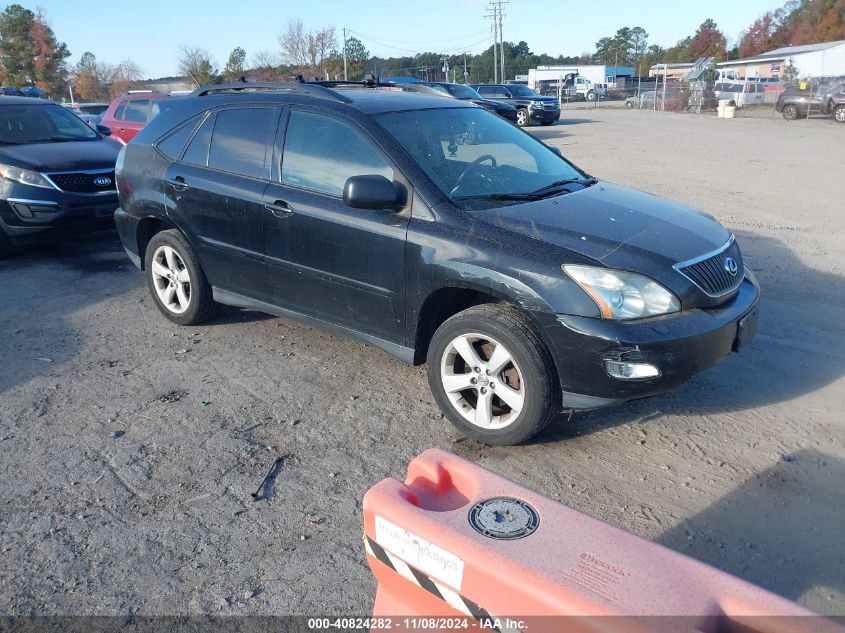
[262,108,409,342]
[164,106,280,303]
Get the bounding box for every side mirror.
[96,124,112,136]
[343,175,402,211]
[549,146,563,157]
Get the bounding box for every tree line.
[0,0,841,101]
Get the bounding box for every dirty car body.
[114,84,760,442]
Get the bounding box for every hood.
[0,138,122,172]
[475,181,730,287]
[473,98,517,111]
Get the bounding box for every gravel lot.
[1,109,843,618]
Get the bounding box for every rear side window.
[281,110,393,196]
[156,114,203,160]
[121,100,149,122]
[207,108,276,179]
[182,113,215,166]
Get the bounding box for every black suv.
[0,97,121,258]
[470,83,560,127]
[776,80,845,121]
[114,82,760,445]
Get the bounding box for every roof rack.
[296,74,399,90]
[190,81,352,103]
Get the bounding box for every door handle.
[264,200,293,218]
[166,177,189,191]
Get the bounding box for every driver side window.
[281,110,393,196]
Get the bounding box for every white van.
[714,81,766,107]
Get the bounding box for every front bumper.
[528,105,561,123]
[540,275,761,409]
[0,185,118,238]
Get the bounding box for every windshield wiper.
[453,192,546,202]
[529,176,597,196]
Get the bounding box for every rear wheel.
[144,229,220,325]
[515,108,529,127]
[426,305,560,445]
[782,104,799,120]
[834,104,845,123]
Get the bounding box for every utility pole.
[463,52,469,84]
[486,2,498,83]
[342,27,348,81]
[498,0,508,82]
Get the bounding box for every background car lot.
[0,109,842,616]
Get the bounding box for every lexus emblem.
[94,176,112,187]
[724,257,738,276]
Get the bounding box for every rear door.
[262,107,409,341]
[163,105,280,303]
[112,99,149,143]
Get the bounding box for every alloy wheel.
[516,109,528,126]
[440,333,525,429]
[151,245,191,314]
[835,106,845,123]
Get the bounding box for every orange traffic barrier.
[363,448,842,632]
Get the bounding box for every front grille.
[47,171,116,194]
[676,238,744,297]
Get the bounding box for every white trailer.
[528,65,634,101]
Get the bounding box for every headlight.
[530,100,544,107]
[563,265,680,320]
[0,163,55,189]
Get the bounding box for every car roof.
[181,87,473,115]
[0,97,52,106]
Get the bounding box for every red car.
[100,92,170,144]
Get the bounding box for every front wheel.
[782,104,799,120]
[144,229,220,325]
[515,108,529,127]
[834,104,845,123]
[585,90,596,102]
[426,305,560,445]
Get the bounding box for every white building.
[717,40,845,79]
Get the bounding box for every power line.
[344,28,489,46]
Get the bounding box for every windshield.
[0,104,99,144]
[376,107,588,209]
[507,84,540,97]
[443,84,482,100]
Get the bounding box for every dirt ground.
[1,109,843,619]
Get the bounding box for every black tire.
[834,104,845,123]
[144,229,220,325]
[585,90,596,102]
[625,100,633,108]
[0,228,13,259]
[782,104,799,121]
[515,108,529,127]
[426,304,560,445]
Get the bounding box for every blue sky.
[34,0,779,78]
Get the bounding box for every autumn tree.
[223,46,246,82]
[279,20,338,78]
[251,50,284,81]
[0,5,69,96]
[689,19,727,60]
[178,46,218,86]
[738,0,845,57]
